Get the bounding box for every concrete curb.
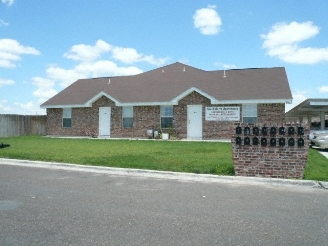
[0,158,325,190]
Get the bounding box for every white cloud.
[0,78,15,87]
[0,100,12,113]
[214,62,237,69]
[33,87,57,104]
[46,66,83,88]
[193,5,222,35]
[10,101,45,115]
[64,39,112,62]
[0,39,40,68]
[31,77,57,105]
[75,60,143,77]
[2,0,14,6]
[111,47,168,65]
[111,47,141,64]
[63,39,168,66]
[318,86,328,93]
[32,76,55,88]
[14,101,34,111]
[261,21,328,64]
[0,19,9,26]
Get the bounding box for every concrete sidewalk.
[318,150,328,159]
[1,158,327,190]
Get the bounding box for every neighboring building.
[41,62,292,139]
[285,98,328,134]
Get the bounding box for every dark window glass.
[63,118,71,128]
[123,117,133,128]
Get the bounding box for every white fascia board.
[85,91,120,106]
[171,87,217,104]
[211,99,292,105]
[117,102,178,107]
[40,104,87,109]
[310,101,328,106]
[40,91,121,109]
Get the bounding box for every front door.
[187,105,202,139]
[99,107,111,137]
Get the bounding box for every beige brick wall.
[46,93,287,139]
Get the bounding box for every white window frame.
[242,104,257,123]
[160,105,173,128]
[122,106,133,128]
[62,108,72,128]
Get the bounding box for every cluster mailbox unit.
[235,125,305,147]
[231,123,309,179]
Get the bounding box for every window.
[122,106,133,128]
[242,104,257,123]
[62,108,72,128]
[161,106,173,128]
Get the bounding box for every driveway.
[318,149,328,159]
[1,160,327,246]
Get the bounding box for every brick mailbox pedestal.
[231,123,310,179]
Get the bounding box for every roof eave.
[41,98,292,108]
[211,99,292,104]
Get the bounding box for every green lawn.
[0,136,327,181]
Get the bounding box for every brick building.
[41,62,292,139]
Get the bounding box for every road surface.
[1,161,327,245]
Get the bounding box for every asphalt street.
[1,160,328,246]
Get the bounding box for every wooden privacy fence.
[0,114,46,137]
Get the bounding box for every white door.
[187,105,202,139]
[99,107,111,136]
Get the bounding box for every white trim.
[41,101,176,108]
[171,87,217,104]
[116,101,177,107]
[85,91,120,106]
[41,104,83,109]
[310,101,328,106]
[211,99,292,104]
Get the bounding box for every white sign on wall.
[205,107,240,121]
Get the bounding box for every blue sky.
[1,0,328,115]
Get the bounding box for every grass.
[0,136,234,175]
[0,136,327,181]
[303,148,328,181]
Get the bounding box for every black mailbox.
[253,136,259,145]
[244,126,250,136]
[297,138,304,147]
[244,137,250,145]
[298,127,304,136]
[262,126,268,135]
[236,136,242,145]
[288,127,295,135]
[261,137,267,146]
[236,126,242,135]
[279,126,286,135]
[270,138,276,147]
[288,138,295,146]
[279,137,285,146]
[270,127,277,135]
[253,126,259,136]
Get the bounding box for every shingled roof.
[41,62,292,108]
